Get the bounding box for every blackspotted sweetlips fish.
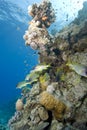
[66,62,87,77]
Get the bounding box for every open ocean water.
[0,0,86,128]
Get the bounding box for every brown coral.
[39,91,56,110]
[28,1,56,28]
[53,100,67,120]
[39,91,67,120]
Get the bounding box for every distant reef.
[8,1,87,130]
[73,1,87,25]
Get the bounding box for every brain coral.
[39,91,56,110]
[39,91,67,120]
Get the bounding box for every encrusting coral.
[8,0,87,130]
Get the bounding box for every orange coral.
[42,16,48,21]
[16,99,24,111]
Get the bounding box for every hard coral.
[39,91,56,110]
[53,100,67,120]
[23,20,51,50]
[8,111,22,127]
[39,91,67,120]
[28,0,56,28]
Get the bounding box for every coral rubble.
[8,1,87,130]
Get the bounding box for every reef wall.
[8,0,87,130]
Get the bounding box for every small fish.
[16,27,20,31]
[24,60,27,64]
[66,63,87,77]
[16,81,30,89]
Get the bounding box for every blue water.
[0,0,85,127]
[0,0,38,125]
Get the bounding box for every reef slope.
[8,1,87,130]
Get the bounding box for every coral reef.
[23,23,52,51]
[28,0,55,28]
[73,1,87,25]
[23,0,55,51]
[8,0,87,130]
[8,111,23,129]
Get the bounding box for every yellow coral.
[39,73,50,91]
[39,91,67,120]
[39,76,47,91]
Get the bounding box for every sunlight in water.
[51,0,86,21]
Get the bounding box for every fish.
[16,81,31,89]
[32,65,50,73]
[28,79,38,85]
[16,27,20,31]
[25,73,31,81]
[25,72,39,81]
[66,62,87,77]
